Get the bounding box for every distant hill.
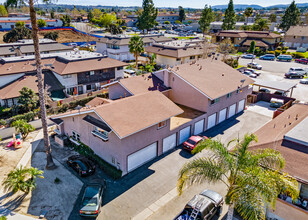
[267,3,308,8]
[212,4,263,10]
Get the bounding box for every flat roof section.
[253,79,297,92]
[284,116,308,147]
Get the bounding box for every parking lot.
[239,58,308,102]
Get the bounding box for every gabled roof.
[216,30,281,39]
[170,59,254,100]
[285,25,308,37]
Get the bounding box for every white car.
[288,67,308,75]
[300,78,308,84]
[247,62,262,70]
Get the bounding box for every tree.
[214,12,222,21]
[253,18,270,31]
[50,10,55,19]
[163,20,170,25]
[179,6,185,22]
[2,166,43,194]
[44,31,59,41]
[37,19,46,28]
[18,87,38,112]
[129,35,144,69]
[87,10,94,21]
[198,5,214,36]
[178,134,299,220]
[217,39,236,61]
[15,21,25,27]
[12,120,35,139]
[99,13,116,28]
[243,7,253,23]
[6,0,56,170]
[222,0,236,30]
[280,1,301,31]
[3,26,32,43]
[107,23,122,35]
[175,20,181,24]
[137,0,158,33]
[0,4,8,17]
[92,8,102,18]
[269,13,277,23]
[248,40,256,54]
[60,14,71,27]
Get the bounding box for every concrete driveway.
[67,106,271,220]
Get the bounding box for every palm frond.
[252,148,285,170]
[177,157,228,195]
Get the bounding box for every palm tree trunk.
[227,203,235,220]
[29,0,56,170]
[135,53,138,70]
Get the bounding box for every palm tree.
[244,7,253,24]
[129,35,144,70]
[6,0,56,169]
[255,18,270,31]
[2,166,44,194]
[177,134,299,220]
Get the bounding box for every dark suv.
[174,189,223,220]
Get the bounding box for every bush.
[282,50,287,54]
[267,51,275,55]
[0,215,7,220]
[283,46,289,50]
[0,119,7,126]
[0,107,12,118]
[44,31,59,41]
[275,50,281,57]
[121,26,127,30]
[293,52,306,58]
[69,141,122,179]
[9,111,37,125]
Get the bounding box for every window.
[63,74,72,79]
[190,56,195,60]
[210,98,220,105]
[227,92,232,98]
[302,36,306,40]
[92,126,109,141]
[236,89,242,94]
[158,120,167,129]
[72,131,80,141]
[176,58,181,61]
[86,84,91,90]
[90,71,95,75]
[117,66,123,70]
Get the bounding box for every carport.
[253,79,297,97]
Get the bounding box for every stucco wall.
[267,199,308,220]
[108,83,132,100]
[52,71,78,87]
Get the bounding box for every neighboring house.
[0,39,73,57]
[210,22,277,33]
[214,30,281,51]
[249,104,308,220]
[284,26,308,49]
[51,59,254,176]
[0,17,62,30]
[124,14,138,27]
[145,39,217,67]
[0,51,127,107]
[96,35,172,61]
[156,13,180,24]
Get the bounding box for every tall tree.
[87,10,94,21]
[60,14,71,27]
[178,134,299,220]
[178,6,185,22]
[18,87,38,112]
[6,0,56,169]
[222,0,236,30]
[243,7,253,23]
[198,5,214,36]
[0,4,8,17]
[248,40,256,54]
[136,0,158,33]
[280,0,301,31]
[129,35,144,69]
[268,13,277,23]
[50,10,55,19]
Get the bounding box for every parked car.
[300,78,308,84]
[270,98,284,108]
[277,55,292,62]
[183,135,208,152]
[274,90,288,97]
[295,58,308,64]
[243,70,257,78]
[285,72,304,78]
[259,88,270,93]
[174,189,223,220]
[68,42,78,47]
[242,54,256,59]
[247,62,262,70]
[67,155,96,176]
[259,54,275,61]
[288,67,307,76]
[246,68,261,76]
[236,67,246,73]
[80,43,91,48]
[79,182,106,217]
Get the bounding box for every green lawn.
[171,36,196,40]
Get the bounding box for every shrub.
[0,215,7,220]
[44,31,59,41]
[11,119,35,139]
[282,50,287,54]
[0,119,7,126]
[275,50,281,57]
[9,111,38,125]
[293,52,306,58]
[283,46,289,50]
[121,26,127,30]
[69,140,122,179]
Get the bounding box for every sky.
[0,0,307,8]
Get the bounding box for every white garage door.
[163,134,177,153]
[207,113,217,129]
[238,99,245,113]
[218,108,227,123]
[179,126,191,144]
[228,104,236,118]
[127,142,157,172]
[194,119,204,135]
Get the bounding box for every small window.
[86,84,91,90]
[236,89,242,94]
[63,74,72,79]
[176,58,181,61]
[210,98,220,105]
[72,131,80,141]
[112,157,116,164]
[190,56,195,60]
[158,120,167,129]
[117,66,123,70]
[227,92,232,98]
[90,71,95,75]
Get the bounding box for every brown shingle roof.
[98,35,172,46]
[171,59,254,100]
[86,97,111,107]
[285,25,308,37]
[249,104,308,181]
[216,30,281,39]
[94,91,183,138]
[242,40,269,48]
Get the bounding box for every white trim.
[118,81,134,96]
[93,109,121,139]
[50,110,95,119]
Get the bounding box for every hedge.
[68,140,122,179]
[9,111,38,125]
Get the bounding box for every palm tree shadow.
[1,192,28,212]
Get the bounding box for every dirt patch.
[0,30,98,44]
